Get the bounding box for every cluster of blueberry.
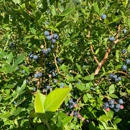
[65,99,77,109]
[41,48,51,56]
[44,30,59,43]
[108,73,121,83]
[34,72,42,78]
[29,52,38,60]
[103,99,124,112]
[121,50,130,72]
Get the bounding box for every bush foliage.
[0,0,130,129]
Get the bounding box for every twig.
[90,45,100,65]
[94,34,130,75]
[53,53,60,74]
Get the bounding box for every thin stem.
[45,120,51,130]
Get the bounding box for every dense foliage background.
[0,0,130,129]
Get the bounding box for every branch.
[94,34,130,75]
[90,45,100,65]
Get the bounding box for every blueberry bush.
[0,0,130,129]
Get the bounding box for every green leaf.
[12,0,20,4]
[50,0,56,5]
[109,84,115,94]
[84,73,94,81]
[59,8,74,16]
[34,91,46,113]
[115,50,119,62]
[76,83,85,91]
[0,112,11,119]
[76,63,82,73]
[93,2,100,15]
[6,52,13,64]
[44,88,71,112]
[41,0,48,11]
[113,118,122,125]
[14,53,25,65]
[109,94,118,98]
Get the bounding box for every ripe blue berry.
[69,99,73,104]
[126,59,130,64]
[47,48,51,53]
[118,77,121,81]
[101,14,106,20]
[53,33,58,38]
[46,35,53,40]
[103,102,109,108]
[118,99,123,104]
[123,29,127,34]
[122,65,127,71]
[57,58,62,63]
[37,72,42,77]
[33,55,38,60]
[44,30,50,36]
[60,83,64,88]
[113,75,117,79]
[109,99,115,105]
[109,104,114,108]
[69,105,74,109]
[51,39,56,43]
[53,79,57,83]
[73,111,78,116]
[46,85,51,89]
[115,78,119,83]
[122,49,126,54]
[109,36,114,41]
[115,104,120,109]
[51,44,54,48]
[34,73,38,78]
[114,108,120,112]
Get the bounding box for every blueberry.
[122,65,127,71]
[29,53,33,58]
[53,79,57,83]
[109,99,115,105]
[115,78,119,83]
[44,30,50,36]
[65,103,69,106]
[33,55,38,60]
[126,59,130,64]
[109,104,114,108]
[47,48,51,53]
[33,87,37,92]
[109,36,115,41]
[34,73,38,78]
[90,87,95,90]
[51,44,55,48]
[113,75,117,79]
[37,73,42,77]
[52,72,57,77]
[57,58,62,63]
[73,111,78,116]
[60,83,64,88]
[51,39,56,43]
[118,99,123,104]
[108,73,114,78]
[69,99,73,104]
[46,85,51,89]
[101,14,106,20]
[22,70,25,74]
[53,33,58,38]
[114,108,120,112]
[42,49,48,55]
[103,102,109,108]
[69,105,74,109]
[46,35,53,40]
[123,29,127,34]
[118,77,121,81]
[115,104,120,109]
[122,49,126,54]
